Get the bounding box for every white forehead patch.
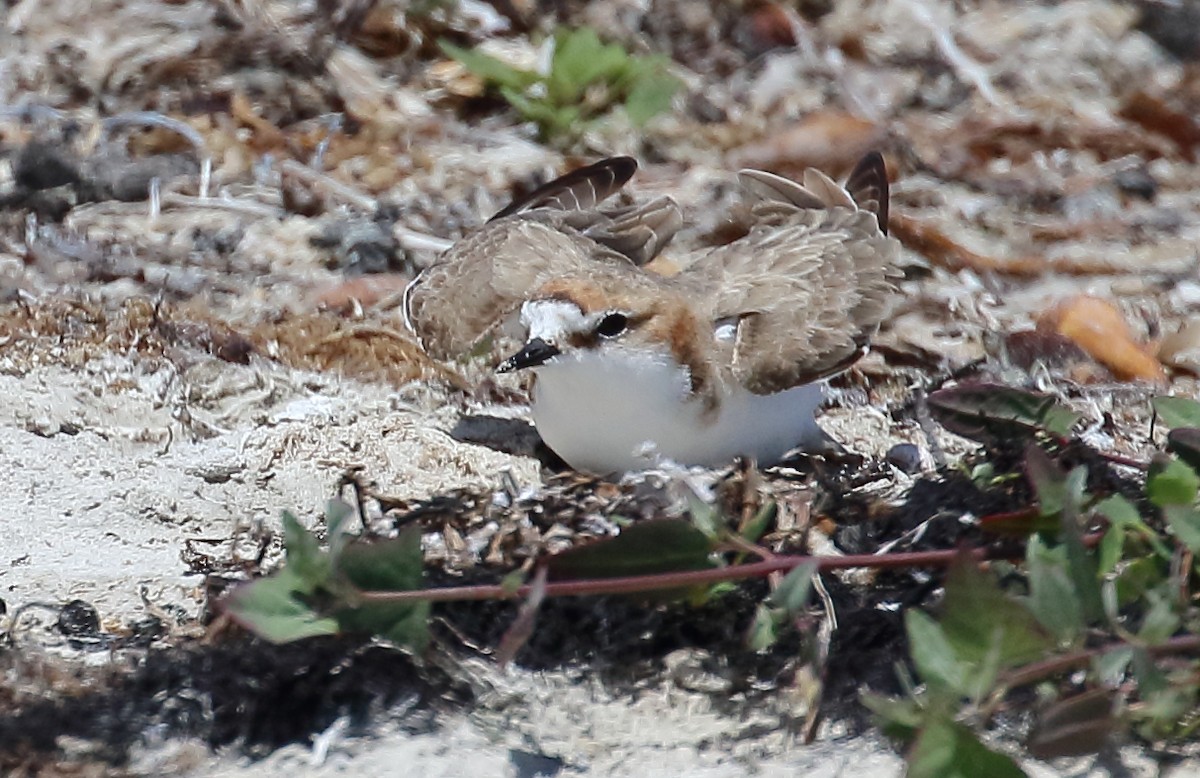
[520,299,590,342]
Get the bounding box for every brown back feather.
[680,152,900,394]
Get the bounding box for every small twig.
[495,565,548,669]
[159,193,282,218]
[278,159,452,253]
[720,533,779,562]
[279,158,377,212]
[315,324,417,348]
[898,0,1001,108]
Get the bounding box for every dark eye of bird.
[595,313,628,338]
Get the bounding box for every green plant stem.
[1000,634,1200,690]
[358,535,1103,605]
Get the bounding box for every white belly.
[529,350,826,474]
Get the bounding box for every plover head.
[496,278,704,382]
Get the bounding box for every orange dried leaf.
[728,111,884,175]
[1038,296,1166,383]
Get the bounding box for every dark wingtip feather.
[845,151,889,235]
[489,156,638,222]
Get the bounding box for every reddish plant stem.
[1001,634,1200,691]
[359,533,1105,605]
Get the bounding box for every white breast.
[528,348,826,474]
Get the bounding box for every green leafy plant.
[440,28,680,141]
[223,500,430,650]
[218,386,1200,777]
[860,387,1200,774]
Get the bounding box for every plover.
[405,154,900,473]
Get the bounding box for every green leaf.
[1092,645,1133,685]
[1115,556,1167,606]
[500,86,578,138]
[1147,457,1200,507]
[1131,647,1168,697]
[746,602,778,651]
[1024,446,1086,519]
[1136,589,1179,645]
[549,28,629,105]
[1060,495,1106,627]
[546,518,715,581]
[908,717,1027,778]
[500,569,526,596]
[1097,525,1124,577]
[1025,448,1106,624]
[335,525,429,650]
[927,383,1080,442]
[861,692,924,741]
[686,492,722,540]
[906,609,971,694]
[939,553,1055,668]
[1026,536,1085,645]
[438,39,536,92]
[283,511,331,594]
[1163,504,1200,552]
[1151,396,1200,429]
[325,499,356,564]
[739,502,776,543]
[1094,495,1171,563]
[1167,428,1200,473]
[223,568,339,643]
[770,560,818,615]
[623,65,679,125]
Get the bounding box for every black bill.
[497,337,561,373]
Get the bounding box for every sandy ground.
[4,348,1194,777]
[1,345,915,776]
[4,0,1200,774]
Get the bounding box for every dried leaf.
[927,383,1080,442]
[1038,296,1166,383]
[1027,688,1119,760]
[496,566,548,668]
[1156,319,1200,375]
[728,111,884,174]
[1119,90,1200,162]
[546,518,715,581]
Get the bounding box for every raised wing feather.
[683,152,899,394]
[405,157,679,359]
[489,156,637,220]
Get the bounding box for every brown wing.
[489,157,637,220]
[843,151,889,235]
[681,152,900,394]
[405,157,676,359]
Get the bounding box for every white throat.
[527,346,826,474]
